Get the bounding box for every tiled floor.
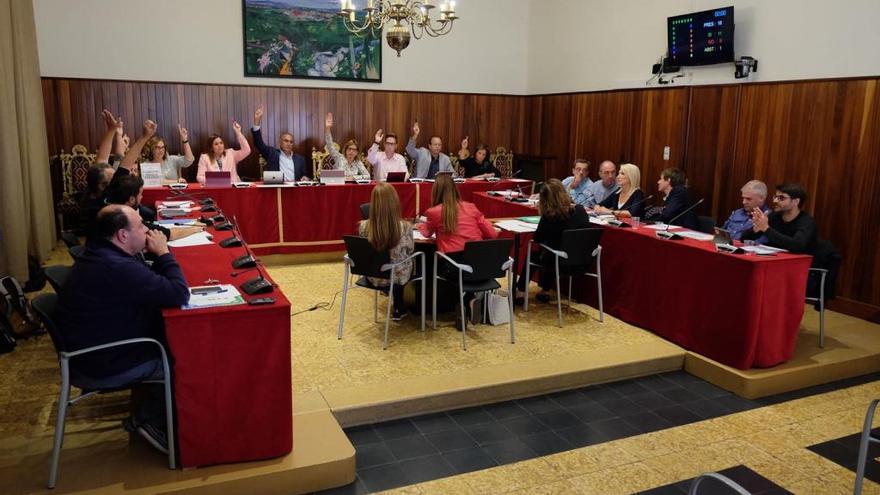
[319,372,880,494]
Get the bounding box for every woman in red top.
[418,174,498,253]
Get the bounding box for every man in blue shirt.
[722,180,769,241]
[586,160,618,207]
[561,159,592,207]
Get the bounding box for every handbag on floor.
[0,276,43,338]
[486,293,510,326]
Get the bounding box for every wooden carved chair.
[490,147,514,178]
[449,155,464,176]
[56,145,96,231]
[311,144,337,180]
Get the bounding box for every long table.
[143,180,533,256]
[160,211,293,467]
[474,192,813,370]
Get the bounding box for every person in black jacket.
[457,137,501,178]
[517,179,592,303]
[251,105,309,181]
[742,183,817,254]
[655,167,699,230]
[57,205,190,454]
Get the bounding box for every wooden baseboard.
[828,297,880,323]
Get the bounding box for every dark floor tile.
[483,400,529,420]
[664,371,706,386]
[547,389,590,408]
[579,384,623,401]
[441,446,498,474]
[598,397,643,417]
[718,465,793,494]
[682,398,734,419]
[622,411,674,433]
[425,428,478,452]
[534,409,583,430]
[398,454,457,485]
[357,462,410,493]
[516,395,562,415]
[654,405,704,426]
[411,412,459,434]
[355,442,396,469]
[715,395,759,413]
[385,435,438,460]
[633,483,687,494]
[464,422,516,445]
[500,415,552,436]
[372,418,420,441]
[482,438,539,464]
[627,391,676,410]
[608,379,650,396]
[658,387,703,404]
[314,477,369,495]
[684,380,731,399]
[520,430,572,456]
[448,406,494,427]
[345,424,382,446]
[555,423,605,448]
[567,402,617,423]
[633,373,683,392]
[586,417,642,441]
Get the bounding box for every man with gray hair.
[722,180,770,240]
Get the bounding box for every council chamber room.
[1,0,880,493]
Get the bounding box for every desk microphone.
[657,198,704,240]
[606,193,652,228]
[225,215,274,295]
[487,170,522,196]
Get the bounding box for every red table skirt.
[143,180,532,256]
[474,193,812,370]
[161,223,293,467]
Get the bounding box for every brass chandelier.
[337,0,460,57]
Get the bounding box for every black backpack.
[0,276,44,339]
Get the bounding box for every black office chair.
[524,228,604,327]
[807,238,842,348]
[433,239,515,350]
[30,293,177,488]
[68,245,85,261]
[359,203,370,220]
[338,235,426,349]
[44,265,72,293]
[696,216,716,234]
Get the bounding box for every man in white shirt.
[367,130,409,181]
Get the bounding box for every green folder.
[518,216,541,224]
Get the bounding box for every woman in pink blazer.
[196,121,251,183]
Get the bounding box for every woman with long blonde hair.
[359,182,414,320]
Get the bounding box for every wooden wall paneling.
[536,94,573,179]
[629,88,689,200]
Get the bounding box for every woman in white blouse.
[143,125,195,184]
[325,112,370,180]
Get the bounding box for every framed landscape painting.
[242,0,382,82]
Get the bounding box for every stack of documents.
[167,232,214,248]
[494,219,538,233]
[183,284,245,309]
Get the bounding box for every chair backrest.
[59,144,96,200]
[343,235,392,279]
[558,228,603,269]
[808,238,842,300]
[30,293,66,354]
[69,245,85,260]
[360,203,370,220]
[489,147,514,178]
[44,265,72,293]
[311,145,336,179]
[461,238,514,281]
[696,216,716,234]
[449,156,463,176]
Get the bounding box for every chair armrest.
[381,250,424,272]
[502,257,514,271]
[809,268,828,274]
[538,243,568,259]
[343,254,354,267]
[592,245,602,257]
[61,337,168,360]
[436,251,473,274]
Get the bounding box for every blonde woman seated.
[592,163,646,219]
[359,182,414,320]
[196,120,251,184]
[142,125,195,184]
[325,113,370,180]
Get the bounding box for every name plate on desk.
[140,162,162,188]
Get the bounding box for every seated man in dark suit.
[57,205,190,453]
[655,167,699,230]
[742,182,817,254]
[251,105,309,181]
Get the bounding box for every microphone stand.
[657,198,704,240]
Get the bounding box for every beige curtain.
[0,0,55,281]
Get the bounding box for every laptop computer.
[205,171,232,188]
[320,169,346,185]
[262,171,284,185]
[385,171,407,183]
[713,227,733,246]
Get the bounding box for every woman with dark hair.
[358,183,414,319]
[196,120,251,184]
[457,136,501,179]
[142,125,195,184]
[325,112,370,180]
[518,178,591,303]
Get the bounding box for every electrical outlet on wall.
[663,146,671,161]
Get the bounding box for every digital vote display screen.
[667,6,734,66]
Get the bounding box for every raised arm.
[367,129,383,165]
[250,105,273,158]
[96,109,120,164]
[178,124,194,163]
[406,121,421,158]
[324,112,344,161]
[231,121,251,162]
[119,120,157,171]
[458,136,470,160]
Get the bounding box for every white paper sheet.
[675,231,715,241]
[167,232,214,247]
[742,244,788,254]
[183,284,245,309]
[413,230,435,241]
[494,220,537,233]
[644,223,683,230]
[159,201,193,208]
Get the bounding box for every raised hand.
[461,136,469,150]
[232,120,242,133]
[115,118,125,135]
[102,109,119,131]
[122,134,130,148]
[143,120,157,138]
[145,229,170,256]
[254,105,264,126]
[178,124,189,142]
[325,112,334,129]
[374,128,384,144]
[412,121,420,137]
[751,207,769,232]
